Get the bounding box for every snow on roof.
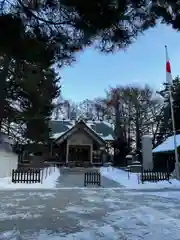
[49,119,115,141]
[102,134,114,141]
[153,134,180,153]
[51,132,66,139]
[86,120,114,129]
[132,161,141,164]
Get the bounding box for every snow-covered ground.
[1,166,180,239]
[0,166,60,189]
[132,191,180,201]
[100,166,180,189]
[0,188,180,239]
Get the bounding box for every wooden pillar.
[66,141,69,164]
[90,144,93,164]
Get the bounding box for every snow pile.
[100,167,180,189]
[40,167,60,189]
[0,166,60,189]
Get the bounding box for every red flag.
[165,45,173,85]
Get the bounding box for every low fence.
[12,165,57,184]
[12,168,41,183]
[84,171,101,186]
[141,169,170,183]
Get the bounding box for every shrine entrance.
[68,145,91,163]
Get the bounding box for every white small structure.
[0,134,18,178]
[142,135,153,170]
[152,134,180,177]
[153,134,180,153]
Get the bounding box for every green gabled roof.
[49,120,115,141]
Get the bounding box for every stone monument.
[142,135,153,170]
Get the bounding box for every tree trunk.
[114,103,121,137]
[0,55,10,131]
[127,102,131,149]
[135,108,141,151]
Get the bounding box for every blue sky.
[60,23,180,102]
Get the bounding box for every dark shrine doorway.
[68,145,90,163]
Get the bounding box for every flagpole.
[165,45,179,179]
[169,86,179,176]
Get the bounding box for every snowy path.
[56,171,122,188]
[1,188,180,239]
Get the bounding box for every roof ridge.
[49,119,114,141]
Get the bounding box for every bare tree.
[78,99,94,120]
[92,98,110,121]
[104,84,163,151]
